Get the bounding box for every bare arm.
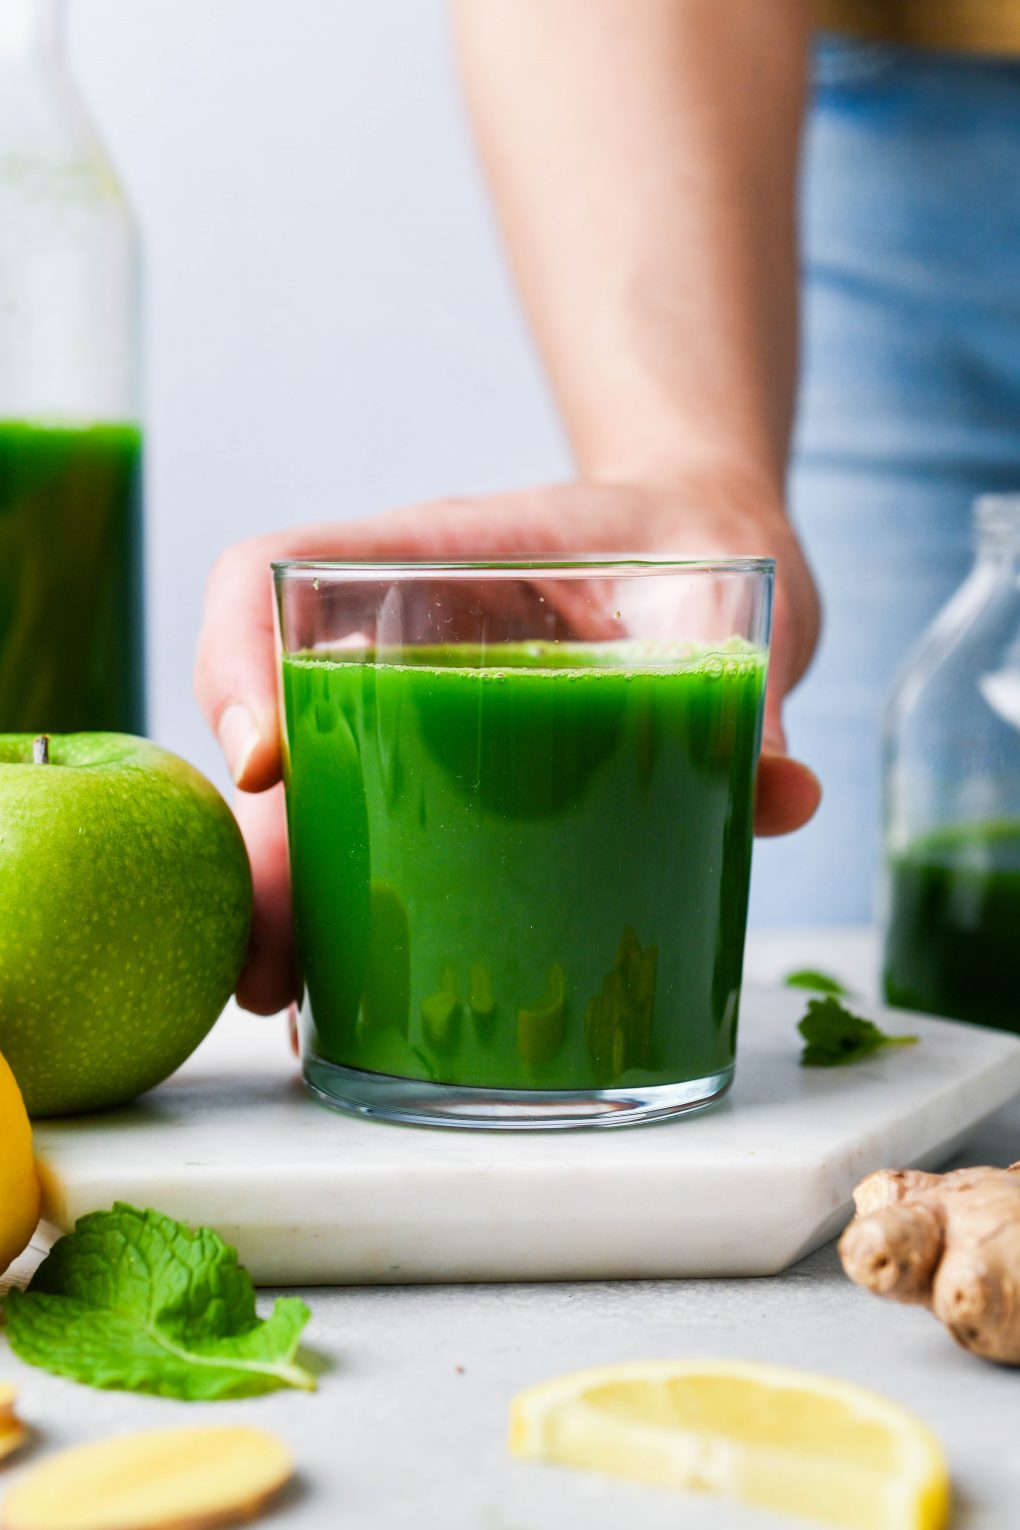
[454,0,809,497]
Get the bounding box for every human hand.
[195,475,821,1013]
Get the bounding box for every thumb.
[194,534,285,792]
[754,670,821,837]
[760,682,787,759]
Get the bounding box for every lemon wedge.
[509,1359,949,1529]
[0,1050,40,1277]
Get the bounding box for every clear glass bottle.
[883,495,1020,1031]
[0,0,144,734]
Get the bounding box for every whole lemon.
[0,1051,41,1273]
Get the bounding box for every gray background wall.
[70,0,570,781]
[69,0,807,926]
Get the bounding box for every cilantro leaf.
[798,996,919,1068]
[4,1204,315,1400]
[784,968,852,997]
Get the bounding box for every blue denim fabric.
[749,35,1020,925]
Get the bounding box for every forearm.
[453,0,811,501]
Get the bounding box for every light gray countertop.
[3,928,1018,1530]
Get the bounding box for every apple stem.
[33,735,50,765]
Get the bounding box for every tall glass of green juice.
[275,559,772,1129]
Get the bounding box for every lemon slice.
[509,1359,949,1529]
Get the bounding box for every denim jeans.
[749,36,1020,925]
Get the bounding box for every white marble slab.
[33,985,1020,1286]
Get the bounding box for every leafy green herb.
[798,996,919,1068]
[784,968,852,997]
[4,1204,315,1400]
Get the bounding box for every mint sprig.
[4,1204,315,1400]
[798,996,918,1068]
[783,968,852,997]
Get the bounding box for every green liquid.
[884,823,1020,1032]
[282,643,765,1092]
[0,420,145,734]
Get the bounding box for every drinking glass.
[275,557,772,1129]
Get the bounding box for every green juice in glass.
[282,643,765,1094]
[0,420,145,734]
[884,823,1020,1033]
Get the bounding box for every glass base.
[303,1052,734,1131]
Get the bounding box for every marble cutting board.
[33,986,1020,1286]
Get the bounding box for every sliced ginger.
[840,1163,1020,1364]
[0,1387,27,1465]
[2,1426,292,1530]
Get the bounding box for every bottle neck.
[974,496,1020,569]
[0,0,62,62]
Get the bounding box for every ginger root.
[1,1426,292,1530]
[839,1163,1020,1364]
[0,1384,27,1464]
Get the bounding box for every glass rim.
[272,554,775,581]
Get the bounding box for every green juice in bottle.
[0,421,144,734]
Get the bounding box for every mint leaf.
[798,996,918,1068]
[784,968,852,997]
[4,1204,315,1400]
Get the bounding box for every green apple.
[0,733,252,1116]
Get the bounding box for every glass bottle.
[0,0,144,735]
[883,495,1020,1031]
